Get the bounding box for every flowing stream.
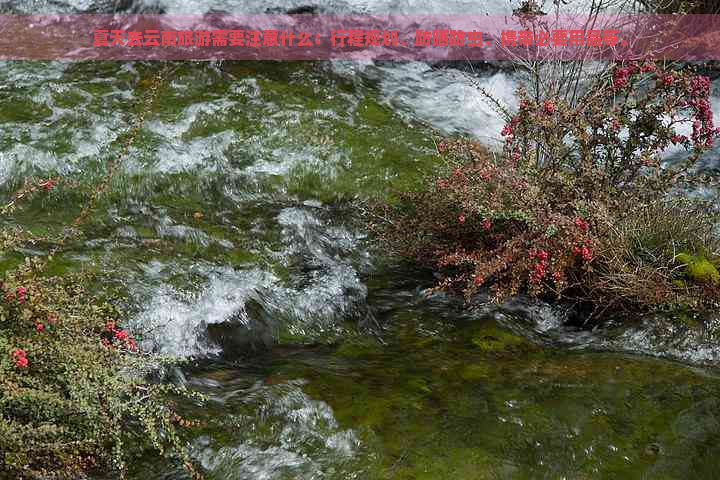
[3,2,720,477]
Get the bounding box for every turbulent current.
[3,1,720,477]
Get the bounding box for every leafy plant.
[0,260,203,479]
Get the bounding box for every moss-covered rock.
[470,324,526,352]
[676,253,720,286]
[460,364,490,381]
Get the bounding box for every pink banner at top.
[0,14,719,60]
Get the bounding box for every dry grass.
[590,199,720,311]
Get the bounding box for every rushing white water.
[193,381,365,480]
[1,30,719,365]
[127,204,367,357]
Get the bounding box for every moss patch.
[470,324,527,353]
[677,253,720,285]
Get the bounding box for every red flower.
[535,250,549,261]
[574,246,593,261]
[671,135,687,145]
[641,62,656,73]
[543,100,557,114]
[532,263,546,282]
[613,67,631,89]
[35,323,45,332]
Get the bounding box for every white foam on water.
[196,382,363,480]
[128,205,368,356]
[380,64,518,147]
[130,266,278,357]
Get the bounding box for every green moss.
[676,253,720,285]
[470,324,526,352]
[460,364,490,381]
[672,307,700,327]
[357,98,394,127]
[335,337,383,359]
[0,98,53,123]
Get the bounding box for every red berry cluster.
[574,217,589,232]
[11,348,28,368]
[530,249,550,282]
[543,100,557,114]
[101,321,137,351]
[5,286,28,305]
[572,242,593,262]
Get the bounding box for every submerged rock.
[206,298,275,356]
[470,323,527,353]
[265,5,320,13]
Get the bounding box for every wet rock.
[206,298,275,357]
[265,5,320,13]
[429,60,515,75]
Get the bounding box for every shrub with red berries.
[502,62,720,201]
[371,138,600,302]
[372,63,720,315]
[0,262,202,478]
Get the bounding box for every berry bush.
[372,62,720,318]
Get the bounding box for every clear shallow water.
[2,57,720,479]
[130,293,720,479]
